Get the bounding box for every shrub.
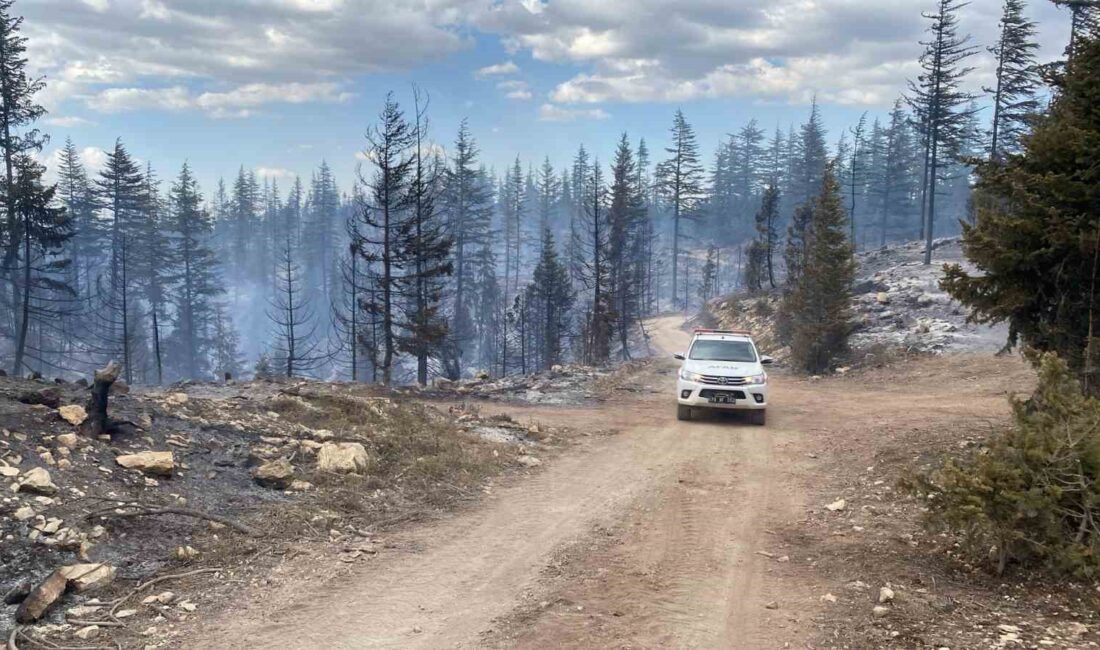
[907,353,1100,576]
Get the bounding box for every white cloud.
[80,0,109,12]
[497,79,533,101]
[44,115,95,128]
[255,166,296,180]
[537,103,609,122]
[475,0,1071,107]
[475,60,520,78]
[84,82,354,117]
[41,145,108,183]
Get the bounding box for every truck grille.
[699,375,747,386]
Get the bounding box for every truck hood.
[682,360,762,376]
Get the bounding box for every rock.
[115,450,175,476]
[821,593,837,603]
[878,586,895,603]
[13,506,36,521]
[288,480,314,491]
[0,465,19,477]
[876,292,890,304]
[165,392,188,406]
[825,498,847,512]
[58,405,88,426]
[15,570,68,622]
[115,608,137,618]
[764,601,779,610]
[251,458,294,489]
[317,442,369,475]
[55,433,80,449]
[178,600,197,612]
[17,387,61,408]
[18,467,57,495]
[516,455,542,468]
[66,604,103,618]
[74,625,100,640]
[174,545,200,560]
[59,563,116,592]
[872,605,890,618]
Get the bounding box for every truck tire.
[677,404,692,421]
[751,409,766,426]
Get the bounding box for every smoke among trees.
[0,0,1075,385]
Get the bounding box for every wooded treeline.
[0,0,1082,385]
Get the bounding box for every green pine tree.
[784,163,856,374]
[942,35,1100,393]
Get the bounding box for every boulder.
[58,405,88,426]
[164,392,188,406]
[317,442,369,474]
[13,506,36,521]
[55,433,80,449]
[58,563,116,592]
[251,458,294,489]
[516,455,542,468]
[0,465,18,477]
[115,450,175,476]
[18,467,57,495]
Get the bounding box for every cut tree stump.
[82,361,120,437]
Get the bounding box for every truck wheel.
[751,409,767,426]
[677,404,692,421]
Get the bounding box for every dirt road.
[190,317,1025,649]
[191,316,805,648]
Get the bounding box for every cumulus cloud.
[44,115,95,128]
[475,0,1070,107]
[475,60,521,78]
[537,103,609,122]
[85,82,353,117]
[497,79,533,101]
[23,0,475,111]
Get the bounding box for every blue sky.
[25,0,1072,195]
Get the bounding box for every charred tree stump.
[83,361,121,437]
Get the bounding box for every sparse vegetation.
[907,353,1100,576]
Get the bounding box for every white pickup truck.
[674,328,772,424]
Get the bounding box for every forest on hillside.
[0,0,1089,386]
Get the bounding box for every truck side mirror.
[760,356,774,365]
[673,353,685,361]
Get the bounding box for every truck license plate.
[711,394,735,404]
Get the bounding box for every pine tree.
[164,163,221,380]
[528,228,573,370]
[576,160,611,364]
[988,0,1041,160]
[399,89,453,385]
[789,100,829,218]
[943,36,1100,392]
[267,238,325,378]
[656,109,705,309]
[441,121,495,377]
[9,155,72,376]
[907,0,978,264]
[0,0,46,280]
[356,93,415,385]
[754,184,780,288]
[783,163,856,374]
[607,134,644,359]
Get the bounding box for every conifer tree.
[907,0,977,264]
[943,36,1100,392]
[0,0,46,280]
[9,155,71,376]
[754,185,780,288]
[656,109,704,309]
[783,163,856,374]
[267,238,325,378]
[165,163,221,380]
[528,228,573,370]
[988,0,1041,160]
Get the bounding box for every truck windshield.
[689,340,757,362]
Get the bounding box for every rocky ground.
[0,373,578,649]
[414,360,653,405]
[702,237,1009,367]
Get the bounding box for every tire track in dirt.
[188,316,798,649]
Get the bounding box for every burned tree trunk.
[83,361,120,437]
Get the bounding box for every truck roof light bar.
[692,328,753,336]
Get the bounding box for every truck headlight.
[748,373,767,385]
[679,369,703,382]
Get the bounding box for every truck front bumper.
[676,379,767,410]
